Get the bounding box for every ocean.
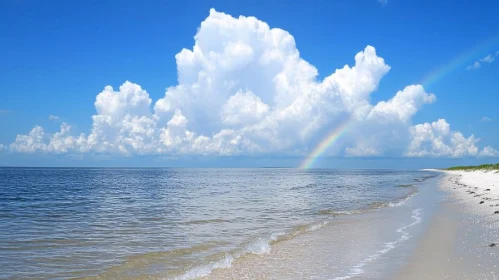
[0,168,441,279]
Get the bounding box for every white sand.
[441,170,499,219]
[396,169,499,279]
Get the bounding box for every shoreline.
[5,169,498,279]
[0,169,439,280]
[395,169,499,279]
[195,174,442,280]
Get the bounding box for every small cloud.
[0,109,12,115]
[466,51,499,70]
[49,115,60,121]
[480,54,495,63]
[479,146,499,157]
[466,61,481,70]
[378,0,388,5]
[481,116,492,122]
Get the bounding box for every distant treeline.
[446,163,499,171]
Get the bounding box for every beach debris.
[489,243,496,248]
[480,201,485,204]
[486,189,491,191]
[494,211,499,214]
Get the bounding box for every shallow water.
[394,174,499,279]
[0,168,437,279]
[205,172,443,280]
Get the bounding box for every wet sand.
[199,176,442,280]
[202,210,420,280]
[200,171,499,280]
[395,171,499,279]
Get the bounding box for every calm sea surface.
[0,168,438,279]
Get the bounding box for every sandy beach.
[396,169,499,279]
[196,169,499,280]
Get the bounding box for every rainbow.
[299,35,499,169]
[299,117,353,169]
[419,34,499,88]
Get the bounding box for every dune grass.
[446,163,499,171]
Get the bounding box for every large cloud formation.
[7,9,498,158]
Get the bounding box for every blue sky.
[1,0,498,168]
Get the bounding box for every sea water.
[0,168,440,279]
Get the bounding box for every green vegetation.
[446,163,499,171]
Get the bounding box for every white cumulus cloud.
[6,9,497,159]
[368,85,436,123]
[481,116,492,122]
[9,123,86,154]
[479,146,499,157]
[406,119,480,157]
[10,126,48,153]
[221,90,270,126]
